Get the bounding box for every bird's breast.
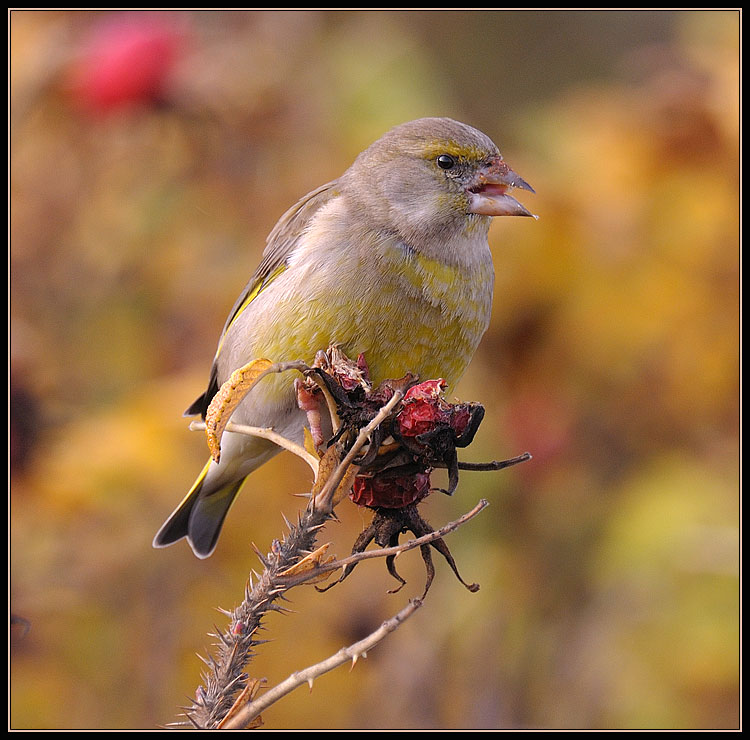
[222,217,494,394]
[351,239,493,385]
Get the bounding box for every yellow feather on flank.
[220,221,493,394]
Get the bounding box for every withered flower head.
[304,348,489,596]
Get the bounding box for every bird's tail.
[153,460,246,559]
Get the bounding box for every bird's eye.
[436,154,456,170]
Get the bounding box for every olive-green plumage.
[154,117,534,558]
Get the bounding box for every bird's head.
[341,117,535,245]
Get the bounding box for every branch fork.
[174,347,530,729]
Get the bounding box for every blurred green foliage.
[10,9,738,730]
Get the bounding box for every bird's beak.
[467,158,536,218]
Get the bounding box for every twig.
[303,370,344,436]
[276,499,490,590]
[189,419,320,476]
[180,485,488,728]
[176,350,527,729]
[221,599,423,729]
[455,452,532,471]
[182,391,407,728]
[313,389,404,511]
[184,503,334,729]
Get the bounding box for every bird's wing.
[185,180,340,418]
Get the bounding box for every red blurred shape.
[69,13,184,113]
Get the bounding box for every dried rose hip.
[397,400,446,437]
[448,405,472,437]
[351,470,431,509]
[403,378,446,401]
[397,379,451,437]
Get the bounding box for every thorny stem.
[182,391,406,728]
[182,496,490,728]
[183,502,334,729]
[177,359,529,729]
[221,599,423,729]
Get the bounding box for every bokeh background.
[10,9,739,730]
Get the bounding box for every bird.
[153,117,535,558]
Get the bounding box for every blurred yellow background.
[10,9,739,730]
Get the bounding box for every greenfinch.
[154,117,534,558]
